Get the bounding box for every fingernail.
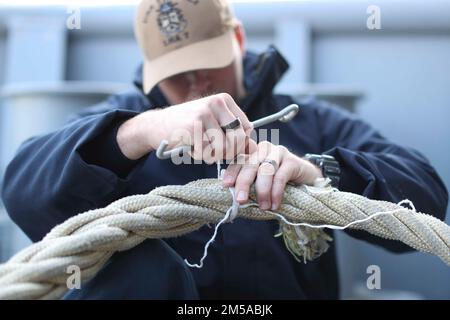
[260,201,270,210]
[271,203,279,211]
[236,190,248,202]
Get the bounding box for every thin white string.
[265,199,415,230]
[185,162,417,268]
[184,162,240,268]
[184,204,234,268]
[216,160,221,178]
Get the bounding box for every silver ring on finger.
[260,159,279,172]
[221,117,241,131]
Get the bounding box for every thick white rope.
[0,177,449,300]
[185,163,419,268]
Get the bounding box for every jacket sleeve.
[315,101,448,252]
[1,92,151,242]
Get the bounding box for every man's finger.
[221,93,253,134]
[234,152,260,204]
[223,162,242,187]
[255,146,283,210]
[271,159,296,210]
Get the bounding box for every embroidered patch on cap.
[157,1,188,39]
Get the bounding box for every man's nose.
[187,70,211,89]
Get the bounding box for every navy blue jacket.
[2,47,448,299]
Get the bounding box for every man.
[1,0,448,299]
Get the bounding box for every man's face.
[158,61,240,105]
[157,24,247,105]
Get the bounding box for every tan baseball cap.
[134,0,238,94]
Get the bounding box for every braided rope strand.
[0,179,448,300]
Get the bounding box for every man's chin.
[185,89,244,105]
[186,90,221,102]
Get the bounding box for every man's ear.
[233,20,246,56]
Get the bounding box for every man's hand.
[222,141,324,211]
[116,93,253,162]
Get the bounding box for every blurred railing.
[0,81,134,261]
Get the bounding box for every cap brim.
[142,29,235,94]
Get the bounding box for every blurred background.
[0,0,449,299]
